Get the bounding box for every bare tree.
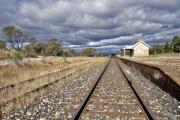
[2,25,30,51]
[2,26,16,49]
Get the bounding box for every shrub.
[13,52,23,66]
[0,41,6,49]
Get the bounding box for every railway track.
[72,58,156,120]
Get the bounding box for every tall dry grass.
[0,57,97,87]
[0,57,108,116]
[0,50,12,60]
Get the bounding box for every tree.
[44,39,63,56]
[81,48,96,57]
[24,44,37,57]
[35,43,46,55]
[0,40,6,49]
[164,42,171,53]
[2,26,29,51]
[172,36,180,44]
[149,48,156,55]
[2,26,16,49]
[153,45,164,54]
[172,36,180,52]
[13,51,23,66]
[24,39,64,57]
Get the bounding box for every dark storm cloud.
[0,0,180,53]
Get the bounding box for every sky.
[0,0,180,53]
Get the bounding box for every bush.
[164,42,171,53]
[151,45,164,54]
[0,41,6,49]
[172,36,180,53]
[24,44,37,57]
[23,52,37,58]
[81,48,96,57]
[44,39,63,56]
[13,52,23,66]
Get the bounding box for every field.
[123,53,180,85]
[0,56,108,115]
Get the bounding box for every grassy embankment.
[0,57,95,87]
[0,56,108,115]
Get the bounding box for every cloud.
[0,0,180,53]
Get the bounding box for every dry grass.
[1,58,103,101]
[150,53,180,57]
[0,57,108,116]
[0,57,100,87]
[0,50,12,60]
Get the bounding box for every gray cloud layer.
[1,0,180,53]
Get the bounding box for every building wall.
[133,42,149,56]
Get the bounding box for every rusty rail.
[71,58,157,120]
[71,58,111,120]
[115,58,157,120]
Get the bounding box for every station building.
[120,40,150,57]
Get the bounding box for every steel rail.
[72,58,157,120]
[115,58,157,120]
[71,59,111,120]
